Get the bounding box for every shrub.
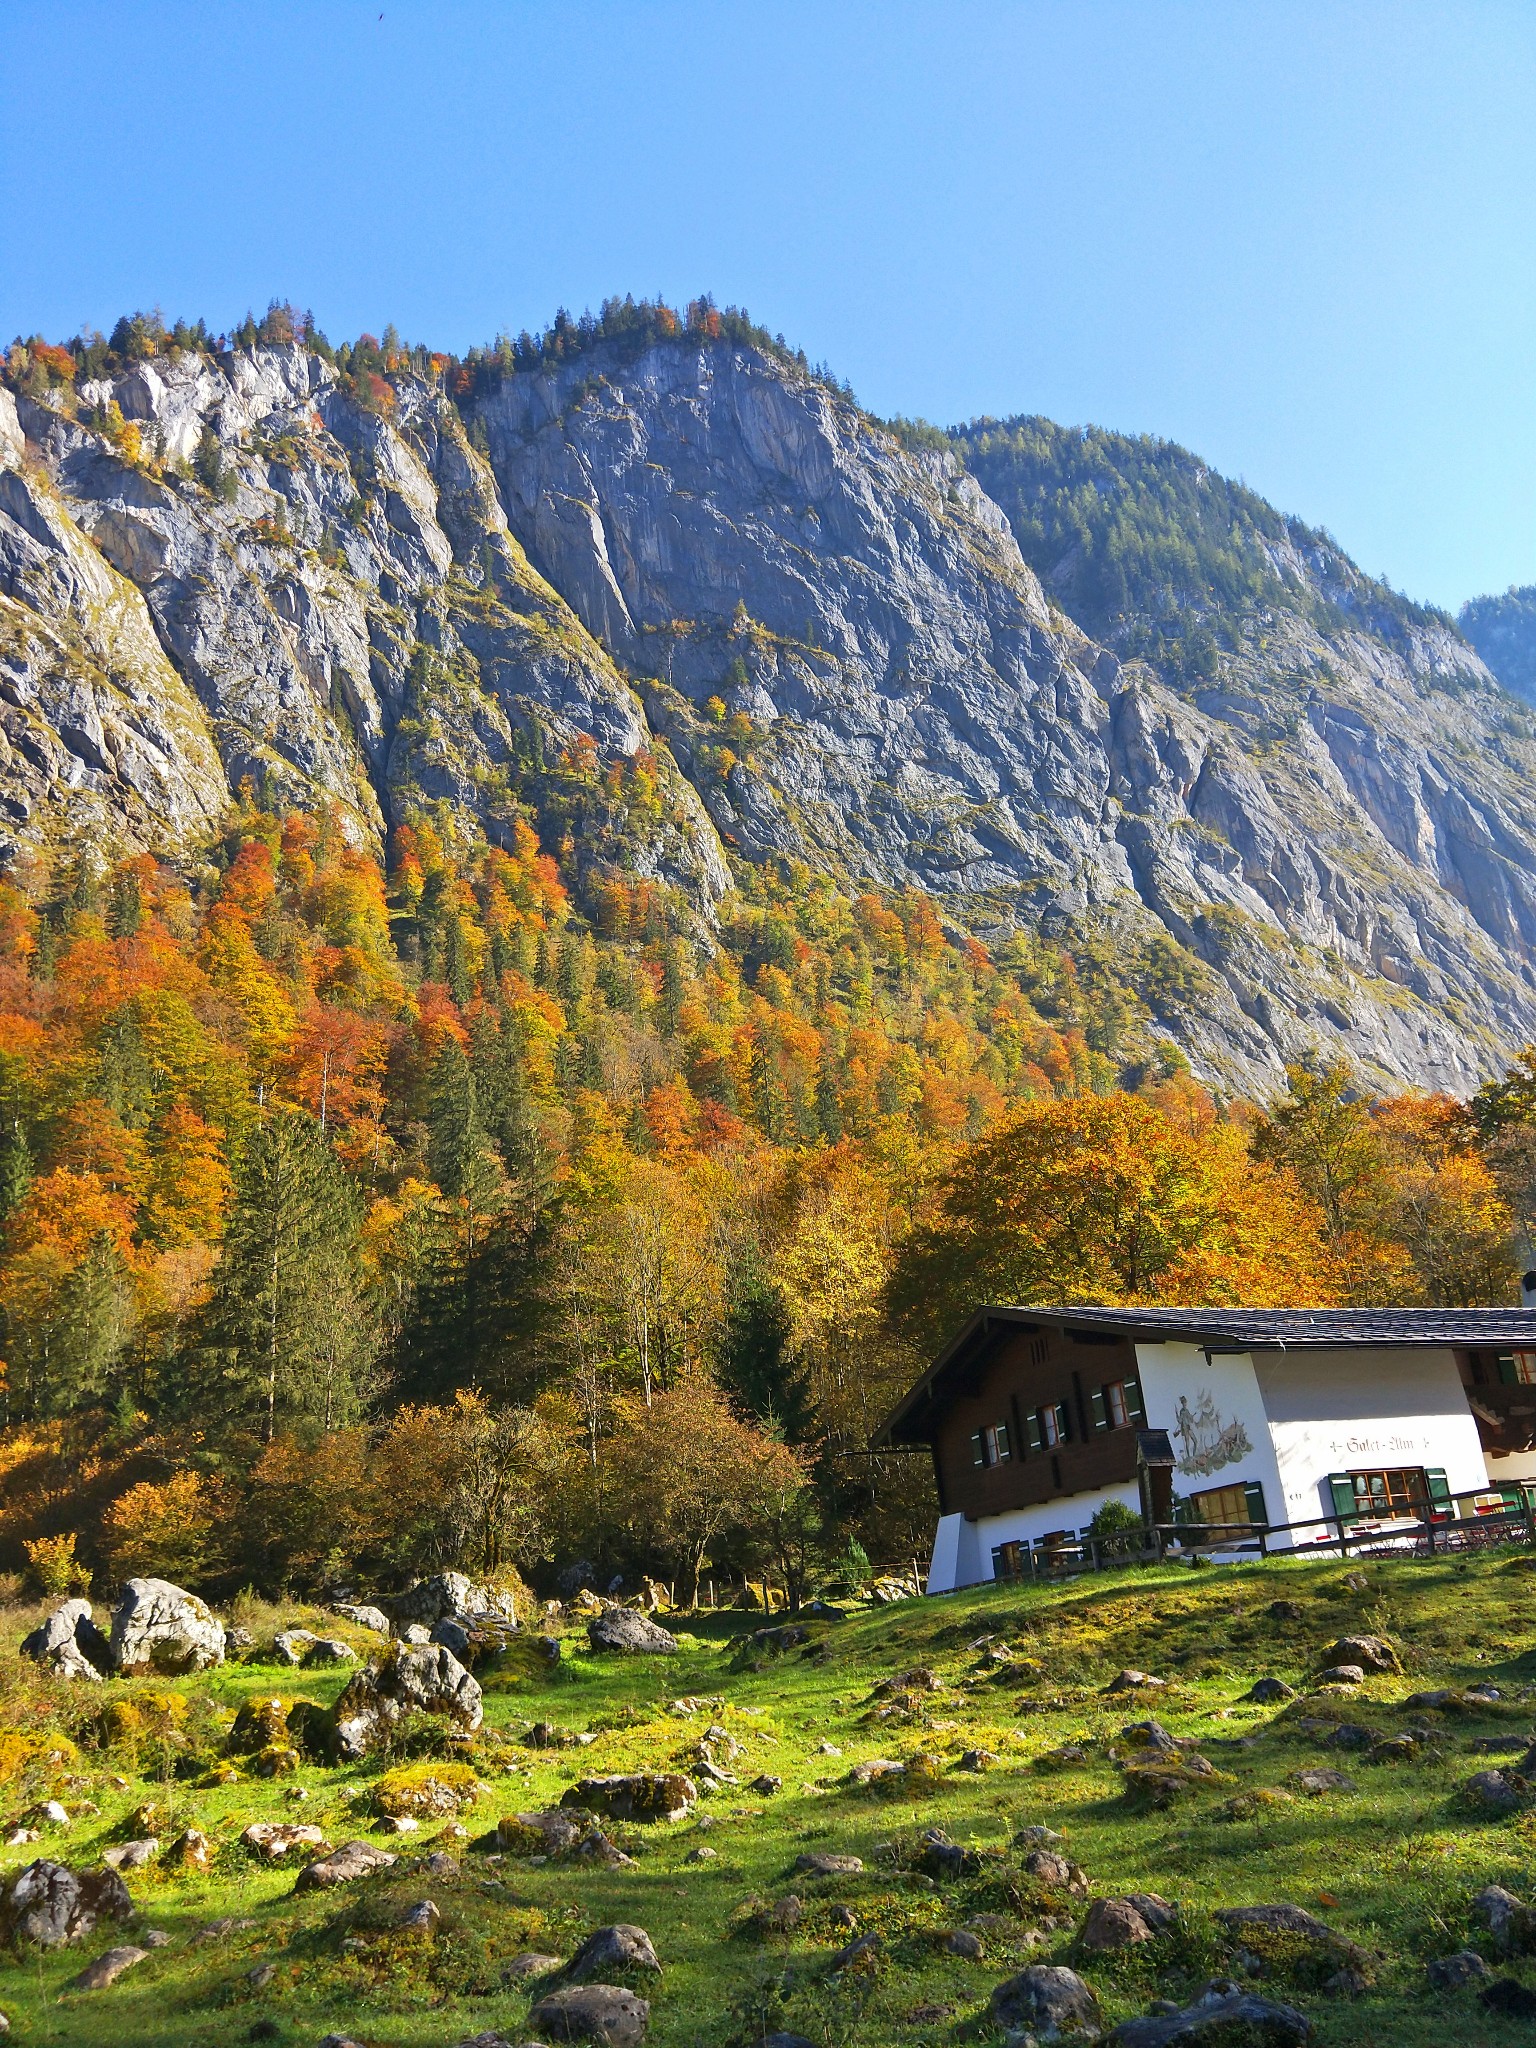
[23,1531,89,1597]
[102,1472,219,1584]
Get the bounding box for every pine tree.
[715,1270,815,1440]
[0,1120,32,1224]
[49,1230,134,1415]
[199,1110,377,1438]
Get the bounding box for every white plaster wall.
[1485,1450,1536,1484]
[1252,1346,1489,1537]
[1133,1341,1288,1531]
[924,1482,1144,1592]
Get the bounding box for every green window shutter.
[995,1421,1011,1461]
[1425,1468,1452,1509]
[1054,1401,1071,1443]
[1499,1485,1524,1512]
[1499,1354,1520,1385]
[1326,1473,1358,1524]
[1027,1411,1045,1454]
[1090,1388,1108,1432]
[970,1431,985,1468]
[1243,1480,1268,1527]
[1125,1378,1146,1425]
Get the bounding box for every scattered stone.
[587,1607,677,1656]
[794,1851,863,1875]
[832,1930,882,1969]
[920,1828,984,1879]
[563,1924,661,1981]
[399,1898,440,1933]
[246,1962,279,1989]
[1326,1723,1378,1752]
[433,1614,521,1664]
[1105,1985,1313,2044]
[380,1815,420,1835]
[1470,1883,1536,1950]
[1268,1600,1305,1622]
[504,1951,564,1979]
[303,1637,357,1666]
[1215,1904,1335,1941]
[5,1830,38,1848]
[1342,1571,1369,1591]
[20,1599,111,1681]
[1106,1669,1166,1693]
[1079,1895,1174,1950]
[1290,1770,1356,1796]
[749,1773,783,1795]
[332,1602,391,1634]
[1319,1635,1399,1675]
[957,1748,998,1771]
[101,1839,159,1872]
[1025,1848,1088,1894]
[110,1578,225,1675]
[1315,1665,1366,1687]
[945,1928,984,1958]
[423,1851,460,1879]
[1015,1825,1065,1847]
[1246,1679,1297,1703]
[273,1628,319,1665]
[141,1929,170,1948]
[990,1963,1101,2038]
[41,1800,70,1827]
[847,1757,905,1786]
[164,1828,212,1869]
[686,1846,717,1863]
[241,1822,329,1861]
[752,1624,810,1651]
[530,1983,650,2045]
[756,1895,804,1935]
[1119,1718,1178,1754]
[392,1570,519,1629]
[329,1640,483,1759]
[562,1773,696,1822]
[191,1915,257,1943]
[293,1840,398,1891]
[1464,1768,1525,1813]
[0,1862,133,1947]
[1427,1950,1492,1988]
[69,1944,148,1990]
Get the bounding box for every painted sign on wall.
[1172,1389,1252,1476]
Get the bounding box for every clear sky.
[2,0,1531,610]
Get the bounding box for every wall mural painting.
[1173,1390,1252,1477]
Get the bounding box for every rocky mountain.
[1460,586,1536,707]
[3,308,1536,1095]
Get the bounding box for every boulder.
[1319,1635,1398,1675]
[504,1950,565,1979]
[273,1628,319,1665]
[332,1602,391,1634]
[1215,1904,1335,1942]
[1471,1883,1536,1950]
[241,1822,329,1861]
[920,1829,983,1879]
[68,1944,148,1990]
[1245,1679,1297,1704]
[1,1862,133,1947]
[101,1839,159,1872]
[1464,1769,1525,1814]
[293,1840,397,1891]
[990,1963,1102,2038]
[1290,1769,1355,1796]
[399,1899,440,1933]
[529,1983,649,2046]
[1080,1895,1175,1950]
[561,1773,696,1822]
[432,1614,520,1665]
[1025,1848,1088,1894]
[563,1924,661,1981]
[164,1829,211,1870]
[1315,1665,1366,1687]
[946,1927,985,1958]
[1483,1978,1536,2019]
[20,1599,111,1681]
[1119,1719,1178,1754]
[794,1851,863,1875]
[302,1637,357,1667]
[1105,1986,1313,2044]
[109,1579,225,1676]
[392,1571,518,1629]
[1427,1950,1492,1988]
[957,1748,998,1771]
[587,1607,678,1655]
[328,1641,483,1759]
[1106,1669,1166,1693]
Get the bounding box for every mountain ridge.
[3,301,1535,1095]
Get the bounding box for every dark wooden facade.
[928,1320,1144,1520]
[1459,1347,1536,1456]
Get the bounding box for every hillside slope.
[4,319,1536,1092]
[1461,585,1536,706]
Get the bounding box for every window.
[1090,1378,1146,1431]
[1326,1468,1449,1525]
[991,1540,1024,1579]
[1189,1480,1268,1529]
[969,1420,1012,1468]
[1041,1402,1068,1448]
[1498,1352,1536,1386]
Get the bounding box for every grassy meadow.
[4,1551,1536,2045]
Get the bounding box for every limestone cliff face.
[4,332,1536,1093]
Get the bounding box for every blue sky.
[2,0,1531,610]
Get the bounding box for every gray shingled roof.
[873,1302,1536,1445]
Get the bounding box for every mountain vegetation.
[1460,585,1536,706]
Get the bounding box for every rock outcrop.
[8,330,1536,1088]
[328,1640,483,1759]
[20,1600,111,1681]
[109,1579,226,1676]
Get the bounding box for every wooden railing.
[982,1489,1536,1584]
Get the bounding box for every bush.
[24,1532,89,1597]
[1086,1500,1146,1558]
[103,1472,220,1584]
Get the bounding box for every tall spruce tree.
[199,1109,377,1439]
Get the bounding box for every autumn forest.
[1,794,1532,1610]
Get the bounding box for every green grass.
[5,1553,1536,2044]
